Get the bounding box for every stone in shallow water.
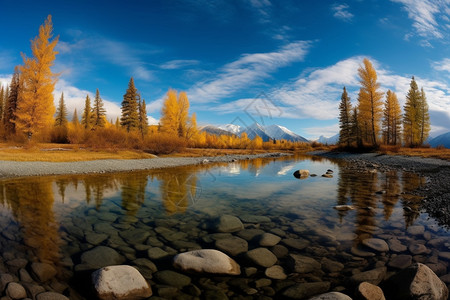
[409,244,428,255]
[173,249,240,275]
[351,246,376,257]
[36,292,70,300]
[92,265,152,300]
[6,282,27,299]
[154,270,191,287]
[239,215,271,223]
[147,247,170,260]
[362,238,389,252]
[321,258,344,273]
[282,238,310,250]
[0,273,14,291]
[388,238,407,252]
[349,267,387,286]
[356,282,385,300]
[246,248,278,268]
[212,215,244,233]
[120,228,151,244]
[215,236,248,256]
[258,233,281,247]
[79,246,126,270]
[309,292,352,300]
[31,262,57,283]
[282,282,331,299]
[237,229,265,241]
[407,225,425,235]
[289,254,321,273]
[85,232,108,245]
[265,265,287,280]
[388,255,412,269]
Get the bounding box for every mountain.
[211,123,309,142]
[429,132,450,148]
[317,133,339,145]
[200,125,235,136]
[218,124,241,135]
[244,123,272,141]
[264,124,309,142]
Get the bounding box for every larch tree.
[15,15,59,139]
[81,95,92,129]
[338,86,352,147]
[357,58,383,146]
[177,91,190,138]
[351,107,362,147]
[91,89,106,128]
[382,90,402,145]
[403,76,421,146]
[0,85,4,122]
[419,87,430,145]
[138,98,148,137]
[160,89,179,135]
[4,68,20,135]
[72,109,79,126]
[186,112,198,141]
[120,77,139,132]
[54,92,68,127]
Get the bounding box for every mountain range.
[429,132,450,148]
[200,123,309,142]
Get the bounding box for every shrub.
[143,133,186,154]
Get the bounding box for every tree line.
[338,58,430,148]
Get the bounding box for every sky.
[1,0,450,140]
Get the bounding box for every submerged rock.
[309,292,352,300]
[356,282,385,300]
[245,248,277,268]
[173,249,241,275]
[78,246,126,270]
[333,205,355,211]
[282,282,331,299]
[293,169,310,179]
[362,238,389,252]
[211,215,244,233]
[31,262,57,283]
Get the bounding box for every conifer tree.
[177,91,190,138]
[357,58,383,146]
[351,107,362,147]
[419,87,430,145]
[4,68,20,135]
[91,89,106,128]
[81,95,92,129]
[72,109,79,126]
[160,89,179,135]
[54,92,68,127]
[120,77,139,132]
[0,85,4,122]
[382,90,402,145]
[138,98,148,137]
[15,15,59,139]
[403,76,421,146]
[186,112,198,141]
[338,86,352,147]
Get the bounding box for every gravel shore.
[0,152,290,179]
[310,150,450,228]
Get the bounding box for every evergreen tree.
[72,109,79,126]
[186,112,198,141]
[138,98,148,137]
[81,95,92,129]
[357,58,383,146]
[382,90,402,145]
[160,89,179,135]
[418,87,430,145]
[91,89,106,128]
[0,85,4,122]
[120,77,139,132]
[351,107,362,148]
[54,92,68,127]
[15,15,59,139]
[403,76,421,146]
[177,91,190,138]
[4,68,20,135]
[338,86,352,147]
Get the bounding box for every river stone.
[85,232,109,245]
[349,267,387,286]
[6,258,27,269]
[282,238,310,250]
[215,236,248,256]
[246,248,277,268]
[80,246,126,270]
[383,263,448,300]
[388,238,407,252]
[289,254,321,273]
[132,258,158,278]
[97,212,117,222]
[356,282,386,300]
[19,268,33,283]
[293,169,309,179]
[92,265,152,299]
[120,228,151,244]
[259,233,281,247]
[147,247,169,260]
[309,292,352,300]
[322,174,333,178]
[22,283,45,299]
[212,215,244,233]
[6,282,27,299]
[407,225,425,235]
[35,292,70,300]
[31,262,57,282]
[388,255,412,269]
[239,215,271,223]
[321,258,344,273]
[282,282,331,299]
[438,252,450,260]
[0,273,14,291]
[351,246,376,257]
[271,244,289,258]
[154,270,191,287]
[409,244,428,255]
[362,238,389,252]
[265,265,287,280]
[173,249,240,275]
[236,229,265,241]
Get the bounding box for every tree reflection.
[120,174,148,215]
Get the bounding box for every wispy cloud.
[247,0,272,23]
[187,41,312,103]
[432,58,450,73]
[331,3,354,22]
[304,124,340,138]
[160,59,200,70]
[0,74,12,88]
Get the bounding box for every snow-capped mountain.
[316,133,339,145]
[244,123,272,141]
[211,123,309,142]
[264,124,309,142]
[218,124,241,135]
[199,125,234,136]
[429,132,450,148]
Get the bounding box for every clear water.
[0,154,446,299]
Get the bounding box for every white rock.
[92,265,152,300]
[173,249,240,275]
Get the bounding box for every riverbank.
[310,150,450,228]
[0,152,290,179]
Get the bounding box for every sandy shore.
[0,152,290,179]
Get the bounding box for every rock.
[271,244,289,258]
[282,238,310,250]
[239,215,271,223]
[349,267,386,286]
[383,263,448,300]
[85,232,109,245]
[309,292,352,300]
[120,228,151,244]
[321,258,344,273]
[237,229,265,241]
[147,247,169,260]
[245,248,277,268]
[333,205,355,211]
[438,252,450,260]
[407,225,425,235]
[36,292,70,300]
[213,215,244,233]
[92,265,152,300]
[19,268,33,283]
[289,254,321,273]
[154,270,191,287]
[31,262,57,282]
[215,236,248,256]
[409,244,428,255]
[351,246,375,257]
[356,282,385,300]
[362,238,389,252]
[388,255,412,269]
[0,273,14,292]
[6,282,27,299]
[388,239,407,252]
[259,233,281,247]
[22,283,45,299]
[322,174,333,178]
[79,246,126,270]
[293,169,309,179]
[282,282,331,299]
[265,265,287,280]
[173,249,240,275]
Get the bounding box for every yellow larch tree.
[15,15,59,139]
[357,58,383,146]
[382,90,402,145]
[160,89,179,136]
[177,91,190,138]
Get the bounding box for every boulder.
[265,265,287,280]
[212,215,244,233]
[79,246,126,270]
[293,170,309,179]
[259,233,281,247]
[388,255,412,269]
[215,236,248,256]
[383,263,448,300]
[245,248,277,268]
[356,282,385,300]
[92,265,152,300]
[309,292,352,300]
[173,249,240,275]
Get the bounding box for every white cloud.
[0,74,12,88]
[247,0,272,23]
[432,58,450,73]
[160,60,199,70]
[187,41,311,103]
[304,124,340,138]
[331,3,354,22]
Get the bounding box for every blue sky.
[1,0,450,139]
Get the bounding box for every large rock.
[92,265,152,300]
[245,248,277,268]
[282,282,330,299]
[362,238,389,252]
[259,233,281,247]
[293,169,310,179]
[215,236,248,256]
[309,292,352,300]
[383,263,448,300]
[212,215,244,233]
[79,246,126,270]
[356,282,385,300]
[173,249,240,275]
[289,254,321,273]
[31,262,57,282]
[349,267,386,286]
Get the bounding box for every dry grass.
[379,145,450,161]
[0,143,155,162]
[164,148,288,157]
